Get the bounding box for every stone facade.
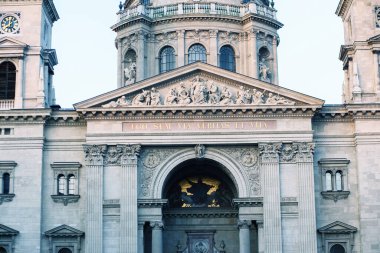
[0,0,379,253]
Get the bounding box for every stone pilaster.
[151,221,164,253]
[138,222,145,253]
[14,58,24,109]
[259,143,282,253]
[119,144,141,253]
[257,221,264,253]
[296,143,317,253]
[238,220,251,253]
[209,30,218,66]
[249,30,258,79]
[272,36,279,85]
[177,30,185,67]
[117,39,123,88]
[83,144,107,253]
[137,31,146,82]
[239,32,246,76]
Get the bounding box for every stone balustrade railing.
[118,2,276,22]
[0,100,14,110]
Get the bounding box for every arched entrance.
[159,158,242,253]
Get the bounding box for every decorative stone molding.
[195,144,206,158]
[233,197,263,207]
[237,220,252,229]
[163,208,238,218]
[0,224,19,253]
[45,225,84,253]
[280,143,298,163]
[83,145,107,166]
[259,143,281,163]
[50,195,80,206]
[320,191,350,202]
[318,221,357,253]
[138,198,168,208]
[150,221,164,230]
[104,146,123,165]
[120,144,141,165]
[296,142,315,163]
[0,194,15,205]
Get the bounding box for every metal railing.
[0,100,14,110]
[118,2,276,22]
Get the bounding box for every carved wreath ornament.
[102,76,296,108]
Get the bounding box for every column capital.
[83,144,107,166]
[259,143,282,163]
[248,29,259,38]
[150,221,164,230]
[177,30,186,38]
[119,144,141,165]
[237,220,252,229]
[296,142,315,163]
[209,29,218,38]
[256,220,264,229]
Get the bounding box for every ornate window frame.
[319,158,350,202]
[318,221,357,253]
[44,225,84,253]
[0,161,16,205]
[50,162,81,206]
[0,224,19,253]
[375,6,380,28]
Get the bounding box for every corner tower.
[0,0,59,109]
[112,0,283,88]
[337,0,380,103]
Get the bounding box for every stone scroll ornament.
[83,145,107,165]
[101,76,296,108]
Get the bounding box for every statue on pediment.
[259,59,271,82]
[252,89,265,105]
[150,88,161,106]
[208,81,220,104]
[236,86,252,104]
[132,90,151,106]
[165,87,178,105]
[191,76,208,104]
[219,86,233,105]
[265,93,295,105]
[178,82,192,105]
[102,96,131,108]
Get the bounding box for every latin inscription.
[122,120,276,133]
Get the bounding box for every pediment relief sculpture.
[101,76,296,108]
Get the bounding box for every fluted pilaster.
[120,144,141,253]
[238,220,251,253]
[249,30,258,79]
[257,221,264,253]
[83,144,107,253]
[138,222,145,253]
[151,221,164,253]
[296,143,317,253]
[259,143,282,253]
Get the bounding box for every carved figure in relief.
[178,82,192,105]
[192,77,208,104]
[195,144,205,158]
[251,89,265,105]
[208,81,220,104]
[273,94,296,105]
[102,96,130,108]
[124,62,137,85]
[259,59,271,82]
[265,93,277,105]
[132,90,151,106]
[219,86,233,105]
[236,86,251,104]
[165,87,178,105]
[150,88,161,106]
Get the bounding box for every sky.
[52,0,344,108]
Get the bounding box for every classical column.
[209,30,218,66]
[137,31,146,81]
[83,144,107,253]
[138,221,145,253]
[257,221,264,253]
[177,30,185,67]
[249,30,258,78]
[151,221,164,253]
[119,144,141,253]
[117,39,123,88]
[14,57,24,108]
[238,220,251,253]
[296,143,317,253]
[272,36,279,85]
[259,143,282,253]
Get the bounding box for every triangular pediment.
[318,221,357,234]
[0,224,19,236]
[124,0,139,9]
[44,224,84,237]
[368,34,380,44]
[0,37,27,49]
[74,62,324,111]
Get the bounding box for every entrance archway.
[161,158,240,253]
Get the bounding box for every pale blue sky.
[52,0,344,108]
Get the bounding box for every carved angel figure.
[219,86,233,105]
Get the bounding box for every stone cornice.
[335,0,353,18]
[242,13,283,30]
[138,198,168,208]
[42,0,60,23]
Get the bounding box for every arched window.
[336,171,343,191]
[219,45,236,72]
[0,61,16,100]
[159,46,176,73]
[58,248,73,253]
[325,171,332,191]
[67,174,76,195]
[330,244,346,253]
[0,247,7,253]
[57,174,66,195]
[2,173,10,194]
[188,44,207,64]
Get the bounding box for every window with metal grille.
[188,44,207,64]
[219,45,236,72]
[159,46,176,73]
[0,61,16,100]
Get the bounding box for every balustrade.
[118,2,276,22]
[0,100,14,110]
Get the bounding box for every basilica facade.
[0,0,379,253]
